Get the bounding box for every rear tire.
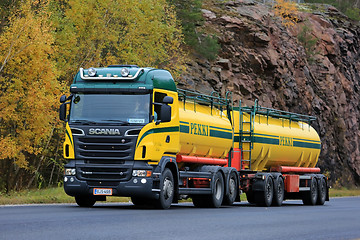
[272,177,284,206]
[302,177,318,205]
[154,168,174,209]
[208,171,224,208]
[223,171,238,206]
[316,178,326,205]
[255,176,274,207]
[193,171,224,208]
[75,196,96,207]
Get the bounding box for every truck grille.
[75,137,135,160]
[77,165,132,181]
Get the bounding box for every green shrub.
[168,0,221,60]
[195,34,221,61]
[297,21,318,62]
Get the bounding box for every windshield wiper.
[70,120,98,125]
[100,120,130,125]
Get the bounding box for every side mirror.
[60,95,67,103]
[160,104,171,123]
[162,96,173,104]
[59,103,67,121]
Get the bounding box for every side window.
[154,92,167,121]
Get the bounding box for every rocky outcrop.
[178,1,360,186]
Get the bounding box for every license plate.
[93,188,112,195]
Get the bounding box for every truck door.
[151,89,180,161]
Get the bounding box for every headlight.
[121,68,130,77]
[88,67,97,77]
[65,168,76,176]
[132,170,152,177]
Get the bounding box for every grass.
[0,187,359,205]
[0,187,130,205]
[329,187,360,197]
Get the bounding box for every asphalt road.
[1,197,360,240]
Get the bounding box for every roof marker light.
[121,68,130,77]
[88,67,97,77]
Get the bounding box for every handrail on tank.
[177,89,231,115]
[240,101,316,123]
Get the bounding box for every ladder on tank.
[239,100,257,170]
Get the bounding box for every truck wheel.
[154,168,174,209]
[255,176,274,207]
[75,196,96,207]
[302,177,318,205]
[272,177,284,206]
[208,171,224,208]
[223,171,238,206]
[316,178,326,205]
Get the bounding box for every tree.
[273,0,299,27]
[51,0,187,83]
[0,0,63,192]
[297,21,319,62]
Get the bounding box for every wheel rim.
[163,177,173,200]
[215,179,222,200]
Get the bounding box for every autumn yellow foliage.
[0,1,62,166]
[0,0,187,191]
[273,0,299,27]
[52,0,187,83]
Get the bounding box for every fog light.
[64,177,68,182]
[141,178,147,184]
[88,67,97,77]
[70,177,74,182]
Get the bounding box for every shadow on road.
[64,200,307,210]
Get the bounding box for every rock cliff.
[178,0,360,186]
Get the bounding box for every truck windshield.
[69,93,151,125]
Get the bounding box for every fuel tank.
[233,109,321,171]
[178,101,233,159]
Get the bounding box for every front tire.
[154,168,174,209]
[75,196,96,207]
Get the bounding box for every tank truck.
[59,65,329,209]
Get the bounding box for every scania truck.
[59,65,328,209]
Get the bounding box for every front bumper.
[64,175,158,199]
[63,160,159,199]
